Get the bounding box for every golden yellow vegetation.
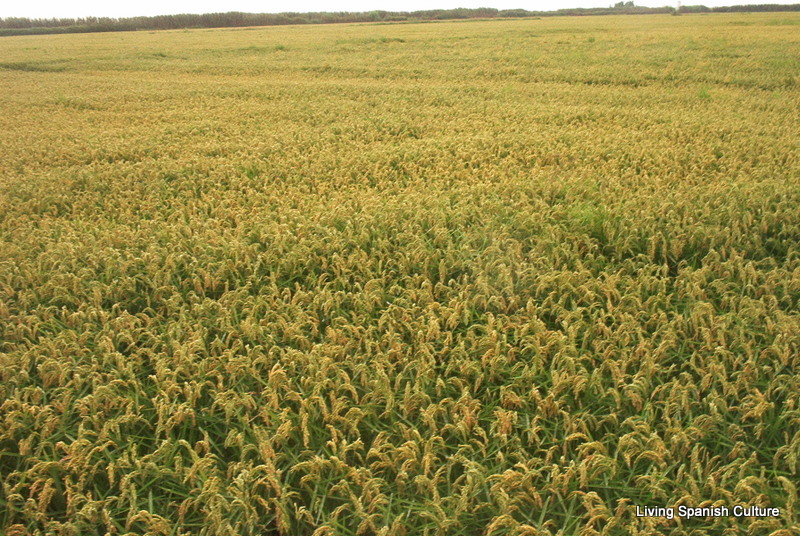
[1,12,799,536]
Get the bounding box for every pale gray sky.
[1,0,796,20]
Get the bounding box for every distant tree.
[1,4,799,36]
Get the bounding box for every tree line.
[1,4,799,36]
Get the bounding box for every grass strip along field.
[1,12,799,536]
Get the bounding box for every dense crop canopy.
[1,12,799,536]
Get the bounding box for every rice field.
[1,11,799,536]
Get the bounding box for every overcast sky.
[2,0,797,20]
